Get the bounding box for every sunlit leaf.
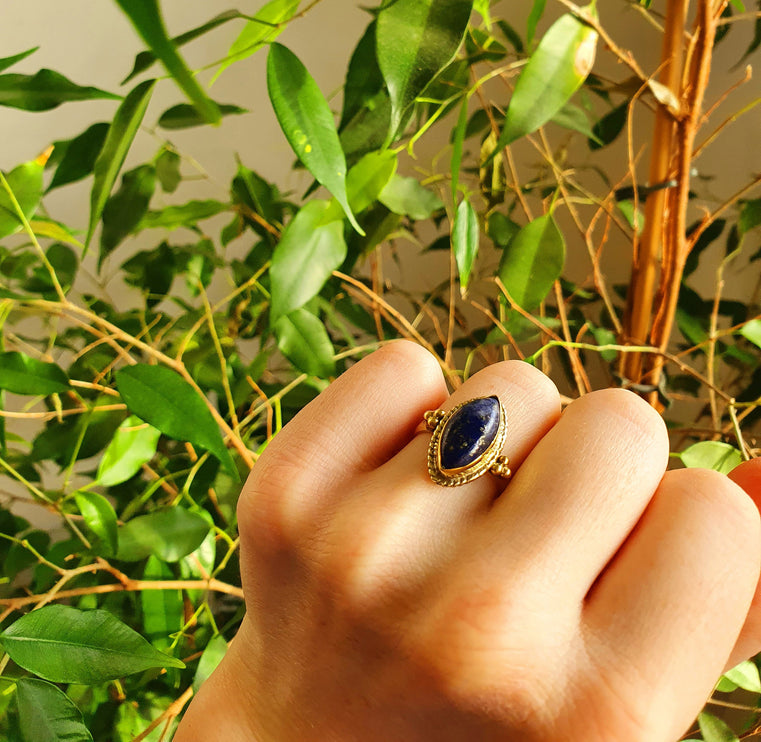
[527,0,547,46]
[114,0,221,125]
[376,0,474,138]
[721,659,761,693]
[275,308,336,377]
[0,69,119,112]
[16,678,93,742]
[270,200,347,323]
[137,199,229,232]
[117,507,212,562]
[495,6,598,151]
[698,712,740,742]
[96,414,161,487]
[213,0,301,82]
[267,43,362,234]
[0,605,184,683]
[0,351,69,395]
[193,634,228,692]
[141,556,183,649]
[452,197,479,293]
[498,214,565,310]
[680,440,743,474]
[29,219,83,249]
[379,174,444,219]
[115,364,237,477]
[0,158,44,239]
[552,101,601,142]
[86,79,156,250]
[75,491,119,556]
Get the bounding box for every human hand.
[176,341,761,742]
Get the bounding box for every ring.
[423,395,511,487]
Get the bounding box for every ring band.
[423,396,511,487]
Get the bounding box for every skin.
[175,340,761,742]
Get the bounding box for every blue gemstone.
[439,396,501,472]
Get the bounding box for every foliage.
[0,1,760,739]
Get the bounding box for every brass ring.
[422,396,511,487]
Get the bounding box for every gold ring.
[423,396,511,487]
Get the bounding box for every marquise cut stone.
[439,396,501,472]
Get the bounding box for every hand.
[176,341,761,742]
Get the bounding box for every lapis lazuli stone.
[439,396,501,472]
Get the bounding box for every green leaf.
[29,219,83,250]
[0,69,119,112]
[344,150,398,215]
[495,7,598,151]
[0,47,39,74]
[740,318,761,348]
[680,441,742,474]
[193,635,228,692]
[379,174,444,220]
[16,678,93,742]
[451,97,469,203]
[115,364,237,477]
[47,122,110,192]
[0,158,44,239]
[75,491,119,557]
[124,9,246,84]
[376,0,474,138]
[527,0,548,46]
[589,101,628,150]
[739,198,761,235]
[114,0,221,125]
[117,507,212,562]
[156,147,181,193]
[487,211,520,248]
[722,659,761,693]
[270,201,347,323]
[498,214,565,310]
[452,198,479,293]
[0,605,184,684]
[267,43,362,234]
[96,415,161,487]
[698,712,740,742]
[213,0,302,83]
[158,102,247,130]
[86,79,156,250]
[275,308,336,377]
[552,102,601,143]
[122,242,176,308]
[141,556,183,648]
[137,199,229,232]
[100,165,156,266]
[0,351,69,395]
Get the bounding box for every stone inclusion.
[439,396,501,472]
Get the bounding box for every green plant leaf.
[552,101,601,142]
[270,201,347,323]
[213,0,302,83]
[740,318,761,348]
[0,47,39,74]
[100,165,156,266]
[680,441,743,474]
[344,150,398,216]
[0,69,119,112]
[114,0,221,125]
[141,556,183,649]
[117,507,212,562]
[29,219,83,250]
[96,415,161,487]
[86,79,156,251]
[267,43,362,234]
[698,712,740,742]
[589,101,628,150]
[75,491,119,557]
[450,96,469,203]
[497,213,565,310]
[527,0,548,46]
[379,174,444,219]
[452,198,479,293]
[0,351,69,395]
[739,198,761,235]
[275,308,336,377]
[115,364,237,476]
[156,147,182,193]
[721,659,761,693]
[495,6,598,151]
[376,0,474,138]
[158,102,247,130]
[137,199,229,232]
[124,9,246,84]
[0,158,44,239]
[16,678,93,742]
[47,122,110,192]
[193,634,228,692]
[0,605,184,683]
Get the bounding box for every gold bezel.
[426,397,507,487]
